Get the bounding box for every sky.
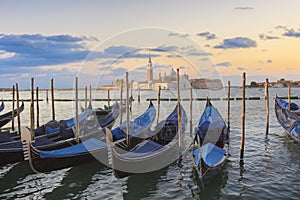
[0,0,300,89]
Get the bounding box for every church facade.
[133,54,190,90]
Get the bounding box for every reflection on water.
[0,88,299,199]
[123,167,169,200]
[190,163,228,200]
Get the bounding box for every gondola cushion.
[201,143,226,167]
[39,138,106,158]
[119,140,164,158]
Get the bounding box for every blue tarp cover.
[193,143,226,167]
[45,107,93,134]
[39,138,106,158]
[196,101,228,142]
[111,104,156,139]
[275,97,300,139]
[276,97,299,111]
[120,140,164,158]
[0,102,4,112]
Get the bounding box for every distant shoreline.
[1,85,299,92]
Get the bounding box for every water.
[0,88,299,199]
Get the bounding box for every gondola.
[34,104,94,136]
[26,101,156,173]
[0,101,4,112]
[275,96,300,143]
[0,101,24,128]
[0,105,119,165]
[108,103,187,179]
[275,96,300,116]
[191,99,228,179]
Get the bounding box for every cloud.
[196,32,216,40]
[259,59,273,64]
[167,54,182,58]
[282,29,300,38]
[98,59,124,66]
[214,37,257,49]
[235,6,254,10]
[152,45,179,52]
[200,57,209,61]
[258,34,280,40]
[153,64,172,69]
[0,33,94,68]
[104,45,136,55]
[237,67,247,71]
[275,25,287,30]
[168,32,189,38]
[216,61,232,67]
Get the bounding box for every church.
[133,54,190,90]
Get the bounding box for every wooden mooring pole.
[240,72,246,160]
[157,86,161,125]
[138,87,141,103]
[288,84,291,110]
[126,72,130,146]
[177,68,181,148]
[16,84,21,134]
[129,82,133,112]
[36,87,40,128]
[120,79,123,125]
[30,78,35,140]
[89,85,92,107]
[46,89,49,103]
[85,86,88,110]
[12,85,15,131]
[108,89,110,108]
[227,81,231,132]
[265,79,269,135]
[51,79,55,120]
[75,77,79,143]
[189,86,193,135]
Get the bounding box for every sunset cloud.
[214,37,257,49]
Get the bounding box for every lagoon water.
[0,87,299,199]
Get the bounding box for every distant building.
[190,78,223,90]
[133,53,190,90]
[147,54,153,83]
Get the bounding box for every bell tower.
[147,53,153,83]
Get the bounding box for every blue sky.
[0,0,300,88]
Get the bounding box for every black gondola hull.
[30,145,109,173]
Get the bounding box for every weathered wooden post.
[126,72,130,146]
[108,89,110,108]
[157,86,161,125]
[51,78,55,120]
[75,77,79,143]
[16,84,21,134]
[36,87,40,128]
[30,78,35,140]
[89,85,92,107]
[240,72,246,160]
[288,84,291,110]
[227,81,231,132]
[176,68,181,148]
[12,85,15,131]
[265,79,269,135]
[138,87,141,103]
[130,82,133,112]
[46,89,49,103]
[120,79,123,125]
[189,86,193,135]
[85,86,88,110]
